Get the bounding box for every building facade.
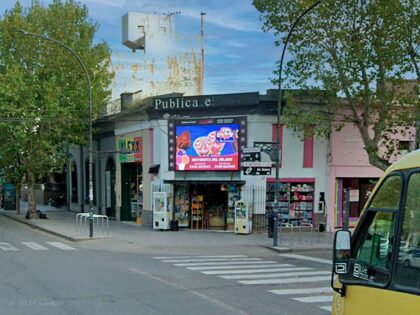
[96,90,330,231]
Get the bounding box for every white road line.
[162,258,262,263]
[187,264,285,271]
[293,295,333,303]
[279,254,332,265]
[21,242,49,251]
[175,260,276,267]
[320,306,332,312]
[221,270,330,280]
[46,242,76,251]
[238,275,331,285]
[201,266,299,275]
[153,255,248,259]
[0,242,19,251]
[269,287,332,295]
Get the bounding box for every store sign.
[242,162,272,175]
[119,136,142,163]
[153,93,259,112]
[168,117,247,171]
[242,148,261,162]
[349,189,360,202]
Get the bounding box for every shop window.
[266,180,314,226]
[395,172,420,291]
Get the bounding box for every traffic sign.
[242,166,272,176]
[242,148,261,162]
[243,162,272,167]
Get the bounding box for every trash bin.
[170,220,179,231]
[319,222,326,232]
[267,213,274,238]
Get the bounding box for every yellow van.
[332,150,420,314]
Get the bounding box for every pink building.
[327,123,415,230]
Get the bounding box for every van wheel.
[403,259,411,267]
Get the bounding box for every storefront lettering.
[154,97,213,110]
[119,136,142,163]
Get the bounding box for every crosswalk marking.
[162,257,262,263]
[269,287,332,295]
[46,242,76,251]
[201,266,302,275]
[0,242,19,251]
[22,242,48,251]
[154,255,248,260]
[279,254,332,265]
[293,295,333,303]
[175,260,277,267]
[154,255,333,313]
[187,264,283,271]
[220,270,330,280]
[238,275,331,285]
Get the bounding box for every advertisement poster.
[174,118,241,171]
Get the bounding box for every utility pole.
[273,1,323,247]
[200,12,206,89]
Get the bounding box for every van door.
[333,174,402,314]
[333,171,420,314]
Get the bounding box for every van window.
[395,172,420,291]
[351,175,401,285]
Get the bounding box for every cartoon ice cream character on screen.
[176,149,190,170]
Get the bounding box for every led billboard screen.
[168,117,247,171]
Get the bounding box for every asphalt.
[0,201,334,253]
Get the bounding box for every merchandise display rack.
[266,182,314,226]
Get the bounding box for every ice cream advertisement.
[175,122,240,171]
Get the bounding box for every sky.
[0,0,280,96]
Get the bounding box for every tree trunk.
[27,172,38,219]
[15,182,21,215]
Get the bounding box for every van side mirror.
[333,230,351,275]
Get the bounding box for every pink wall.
[327,123,383,229]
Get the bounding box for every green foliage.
[0,0,113,189]
[254,0,419,170]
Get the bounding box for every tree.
[254,0,419,170]
[0,0,113,218]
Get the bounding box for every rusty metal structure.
[106,12,204,114]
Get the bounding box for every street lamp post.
[16,29,95,237]
[273,1,323,247]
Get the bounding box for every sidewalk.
[0,202,334,252]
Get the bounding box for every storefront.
[266,178,315,226]
[118,133,144,222]
[163,112,248,230]
[334,177,378,228]
[167,181,244,230]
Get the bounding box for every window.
[395,172,420,291]
[350,175,402,285]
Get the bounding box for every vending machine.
[234,200,252,234]
[153,192,171,230]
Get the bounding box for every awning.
[164,179,245,185]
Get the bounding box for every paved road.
[0,216,333,315]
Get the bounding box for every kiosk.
[234,200,252,234]
[153,192,171,230]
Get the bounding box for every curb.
[0,211,108,242]
[260,244,332,253]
